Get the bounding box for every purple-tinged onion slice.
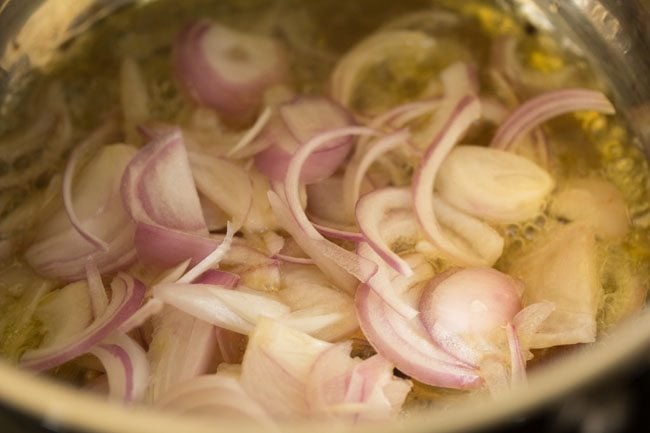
[356,188,414,277]
[343,130,410,219]
[418,268,522,365]
[411,94,486,266]
[490,88,615,151]
[355,281,481,389]
[21,273,145,372]
[121,128,207,234]
[133,223,219,268]
[174,20,287,121]
[89,333,149,403]
[177,222,234,284]
[255,97,356,184]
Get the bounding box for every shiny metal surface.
[0,1,649,432]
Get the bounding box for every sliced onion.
[146,308,218,403]
[254,97,355,184]
[21,273,145,371]
[174,20,287,121]
[177,222,234,284]
[281,126,380,286]
[227,106,273,157]
[121,128,207,234]
[134,223,219,268]
[437,145,555,224]
[355,282,481,389]
[26,144,137,281]
[418,268,522,365]
[330,30,436,108]
[342,130,410,219]
[157,373,272,424]
[505,323,526,387]
[279,265,358,341]
[89,333,149,403]
[194,269,240,287]
[490,88,615,151]
[268,191,366,293]
[412,94,490,266]
[154,283,290,335]
[85,261,108,318]
[117,299,164,334]
[241,318,331,418]
[431,196,504,266]
[189,153,252,231]
[508,223,600,348]
[306,342,411,421]
[356,188,414,277]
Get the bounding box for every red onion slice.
[268,191,370,293]
[133,223,219,268]
[356,188,414,277]
[27,144,137,281]
[343,130,409,219]
[356,242,418,320]
[412,95,488,266]
[418,268,522,365]
[177,222,234,284]
[194,269,240,287]
[490,89,615,151]
[255,97,356,184]
[174,20,287,121]
[21,273,145,371]
[355,282,481,389]
[89,333,149,403]
[121,128,207,234]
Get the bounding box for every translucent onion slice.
[418,268,523,365]
[437,145,555,224]
[146,308,217,403]
[343,130,410,219]
[134,223,219,268]
[21,273,145,372]
[356,188,414,277]
[254,97,355,184]
[305,342,411,421]
[241,318,332,418]
[330,30,436,108]
[89,333,149,403]
[490,88,615,151]
[154,283,290,335]
[189,153,253,231]
[174,20,287,121]
[411,94,487,266]
[26,144,137,281]
[157,373,272,424]
[355,282,481,389]
[281,126,380,289]
[121,128,208,234]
